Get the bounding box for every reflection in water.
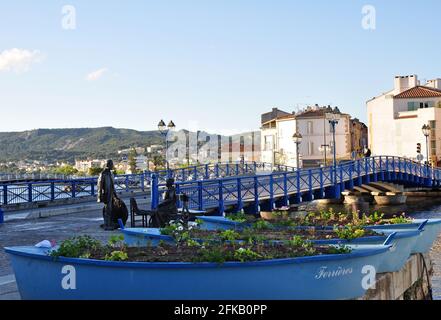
[298,198,441,219]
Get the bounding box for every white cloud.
[0,48,44,73]
[86,68,108,81]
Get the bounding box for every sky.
[1,0,441,135]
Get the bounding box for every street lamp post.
[292,132,303,169]
[327,113,340,168]
[158,119,176,171]
[327,113,340,196]
[422,124,431,166]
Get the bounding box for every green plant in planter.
[241,228,266,244]
[252,220,271,230]
[186,239,201,247]
[50,235,103,259]
[234,247,262,262]
[195,219,205,226]
[108,234,125,248]
[219,230,241,241]
[274,219,298,227]
[299,213,314,226]
[319,210,333,221]
[227,212,247,223]
[360,212,384,226]
[272,211,285,218]
[285,236,316,255]
[160,222,191,243]
[333,225,365,240]
[328,245,352,254]
[286,235,305,247]
[389,213,411,224]
[105,250,128,261]
[160,223,180,236]
[195,244,232,264]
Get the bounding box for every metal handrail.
[150,156,438,213]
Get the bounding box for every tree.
[54,165,78,176]
[128,147,138,173]
[152,154,165,170]
[88,167,102,176]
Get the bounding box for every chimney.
[394,75,419,95]
[426,79,441,90]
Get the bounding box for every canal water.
[300,197,441,300]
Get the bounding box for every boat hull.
[364,219,441,254]
[5,245,389,300]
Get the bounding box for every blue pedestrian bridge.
[151,156,441,215]
[1,157,439,216]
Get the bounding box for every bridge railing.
[144,161,295,185]
[0,162,292,206]
[0,174,148,206]
[151,156,438,213]
[0,173,71,182]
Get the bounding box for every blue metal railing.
[0,161,290,206]
[151,156,438,214]
[0,173,71,182]
[0,174,147,206]
[144,161,295,184]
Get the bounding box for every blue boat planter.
[5,245,390,300]
[365,219,441,254]
[122,228,176,246]
[197,216,248,231]
[197,217,441,254]
[318,230,420,273]
[120,227,419,274]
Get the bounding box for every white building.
[367,75,441,165]
[261,106,365,168]
[261,108,293,166]
[74,159,107,172]
[296,106,355,167]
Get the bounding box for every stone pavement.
[430,237,441,299]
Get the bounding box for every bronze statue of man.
[97,159,118,230]
[158,178,178,214]
[150,178,178,227]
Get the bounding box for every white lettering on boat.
[361,265,377,290]
[61,265,76,290]
[315,266,353,280]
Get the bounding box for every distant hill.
[0,127,261,164]
[0,127,164,163]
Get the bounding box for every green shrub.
[328,245,352,254]
[252,220,271,230]
[105,250,128,261]
[50,235,103,259]
[219,230,240,241]
[333,225,365,240]
[227,212,247,223]
[233,248,262,262]
[389,213,411,224]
